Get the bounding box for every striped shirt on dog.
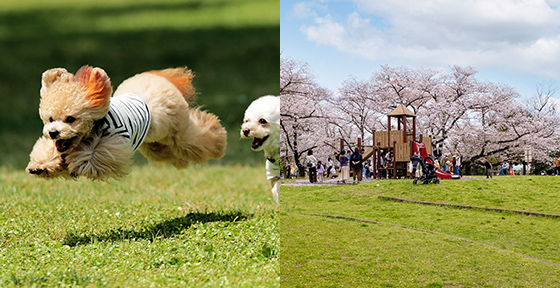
[98,93,151,151]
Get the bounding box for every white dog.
[241,95,280,204]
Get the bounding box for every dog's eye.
[259,118,268,125]
[49,117,54,123]
[65,116,76,123]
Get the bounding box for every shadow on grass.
[63,210,251,246]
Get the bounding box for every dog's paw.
[27,167,45,175]
[27,136,67,179]
[26,164,59,178]
[26,159,68,179]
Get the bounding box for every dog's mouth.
[55,137,76,153]
[252,135,269,150]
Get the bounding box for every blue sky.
[281,0,560,100]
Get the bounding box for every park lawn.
[281,176,560,287]
[0,165,279,287]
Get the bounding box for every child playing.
[316,161,325,182]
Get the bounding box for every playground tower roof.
[388,104,415,117]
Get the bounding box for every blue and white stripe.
[99,93,151,151]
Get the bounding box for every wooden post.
[372,147,377,179]
[387,116,391,148]
[377,141,381,179]
[413,117,417,143]
[372,131,376,179]
[410,140,414,179]
[393,141,397,179]
[402,115,407,143]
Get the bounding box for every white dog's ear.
[74,65,112,108]
[41,68,72,91]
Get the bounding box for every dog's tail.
[147,68,196,104]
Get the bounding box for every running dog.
[26,66,227,180]
[240,95,280,204]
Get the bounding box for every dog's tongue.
[55,139,68,151]
[251,135,269,149]
[252,138,263,149]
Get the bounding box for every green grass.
[0,165,278,287]
[281,177,560,287]
[0,0,279,168]
[0,2,279,285]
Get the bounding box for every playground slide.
[436,168,461,180]
[362,147,374,160]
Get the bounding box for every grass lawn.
[0,165,278,287]
[281,176,560,287]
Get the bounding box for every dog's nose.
[49,129,60,139]
[243,129,250,137]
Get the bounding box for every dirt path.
[282,175,485,186]
[282,177,389,187]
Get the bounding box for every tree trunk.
[298,164,306,177]
[463,160,472,175]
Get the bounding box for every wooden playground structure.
[341,104,433,179]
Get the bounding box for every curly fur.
[26,66,227,180]
[66,133,134,178]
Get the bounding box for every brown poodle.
[26,66,227,180]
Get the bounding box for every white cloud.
[300,12,386,59]
[301,14,347,50]
[292,2,317,19]
[294,0,560,81]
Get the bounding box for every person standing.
[316,161,325,182]
[326,157,334,178]
[483,158,493,179]
[306,150,318,183]
[385,151,393,178]
[554,157,560,175]
[338,150,350,184]
[350,148,363,183]
[379,151,386,178]
[364,161,370,179]
[453,152,461,175]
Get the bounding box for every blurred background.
[0,0,279,169]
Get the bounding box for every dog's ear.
[41,68,72,91]
[74,65,112,108]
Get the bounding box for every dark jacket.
[350,152,363,168]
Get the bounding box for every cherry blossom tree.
[335,78,380,144]
[281,58,560,175]
[280,57,333,176]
